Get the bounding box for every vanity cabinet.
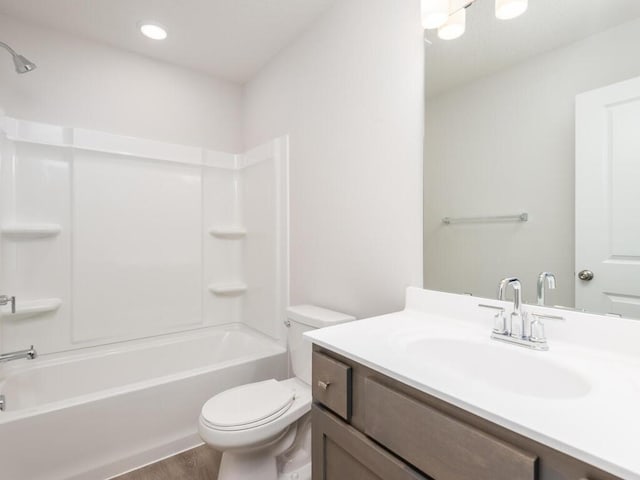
[311,347,621,480]
[312,405,427,480]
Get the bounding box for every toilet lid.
[201,379,295,430]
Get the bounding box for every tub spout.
[0,345,37,363]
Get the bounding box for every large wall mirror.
[423,0,640,318]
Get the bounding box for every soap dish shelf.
[208,227,247,239]
[1,224,62,239]
[208,283,247,296]
[1,298,62,320]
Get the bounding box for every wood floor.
[113,445,222,480]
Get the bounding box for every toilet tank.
[286,305,355,385]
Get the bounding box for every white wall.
[243,0,425,319]
[424,18,640,306]
[0,14,242,152]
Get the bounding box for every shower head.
[12,54,37,74]
[0,41,37,74]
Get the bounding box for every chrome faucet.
[0,344,37,412]
[536,272,556,306]
[0,345,37,363]
[498,277,525,338]
[478,278,561,351]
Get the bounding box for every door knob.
[578,270,594,281]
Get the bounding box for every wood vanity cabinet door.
[312,351,352,420]
[312,405,429,480]
[364,378,538,480]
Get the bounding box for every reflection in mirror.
[423,0,640,318]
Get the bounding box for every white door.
[576,76,640,318]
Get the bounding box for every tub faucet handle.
[0,295,16,314]
[0,345,37,363]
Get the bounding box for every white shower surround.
[0,116,289,354]
[0,116,290,478]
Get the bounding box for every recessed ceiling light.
[139,22,168,40]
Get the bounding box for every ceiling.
[0,0,337,83]
[426,0,640,97]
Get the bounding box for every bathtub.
[0,324,287,480]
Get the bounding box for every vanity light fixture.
[495,0,528,20]
[422,0,450,29]
[139,22,168,40]
[423,0,527,40]
[438,7,466,40]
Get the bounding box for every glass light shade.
[438,7,466,40]
[495,0,528,20]
[139,23,168,40]
[421,0,450,30]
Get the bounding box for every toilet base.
[218,450,278,480]
[278,463,311,480]
[217,426,296,480]
[218,452,311,480]
[277,413,312,480]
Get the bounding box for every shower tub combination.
[0,118,291,479]
[0,324,287,480]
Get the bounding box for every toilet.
[198,305,355,480]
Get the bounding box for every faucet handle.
[531,312,564,321]
[529,315,546,343]
[529,313,563,343]
[478,304,504,311]
[478,304,507,335]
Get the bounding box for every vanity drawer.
[313,405,428,480]
[364,378,538,480]
[312,351,352,420]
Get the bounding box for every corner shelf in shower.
[208,226,247,239]
[208,282,248,296]
[1,298,62,320]
[1,223,62,239]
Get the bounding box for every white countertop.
[305,288,640,480]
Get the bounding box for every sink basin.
[403,338,591,399]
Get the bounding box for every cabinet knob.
[318,380,331,390]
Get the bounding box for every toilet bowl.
[199,377,311,480]
[198,305,355,480]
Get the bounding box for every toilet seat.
[201,379,295,431]
[198,377,312,451]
